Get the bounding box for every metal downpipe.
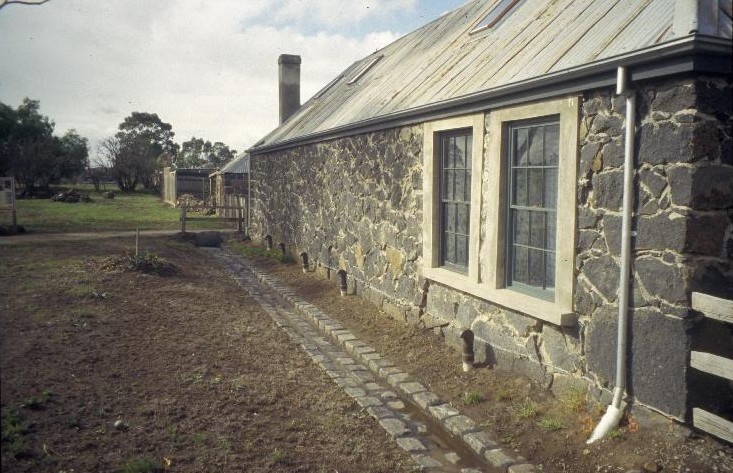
[587,66,636,444]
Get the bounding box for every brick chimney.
[278,54,301,124]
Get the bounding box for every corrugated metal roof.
[213,153,250,175]
[253,0,732,151]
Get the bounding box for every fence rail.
[179,203,246,233]
[690,291,733,444]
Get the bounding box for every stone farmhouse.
[247,0,733,428]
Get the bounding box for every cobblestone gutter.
[211,247,539,472]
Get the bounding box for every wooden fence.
[179,198,247,233]
[690,292,733,443]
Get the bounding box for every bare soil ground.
[2,234,731,473]
[0,236,415,472]
[246,244,733,473]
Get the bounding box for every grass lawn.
[0,186,235,233]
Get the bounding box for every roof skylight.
[471,0,521,33]
[347,55,383,85]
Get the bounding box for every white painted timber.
[693,408,733,444]
[692,292,733,324]
[690,351,733,380]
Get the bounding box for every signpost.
[0,177,16,227]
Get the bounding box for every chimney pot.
[278,54,301,124]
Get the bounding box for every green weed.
[192,432,208,445]
[270,448,289,465]
[500,433,520,449]
[562,388,587,412]
[227,241,293,263]
[218,436,232,452]
[167,426,180,444]
[119,457,164,473]
[496,387,515,402]
[538,416,564,431]
[516,400,539,419]
[20,397,43,410]
[1,409,32,458]
[65,284,97,298]
[464,392,486,405]
[100,248,176,276]
[2,409,30,440]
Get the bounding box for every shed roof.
[212,153,250,176]
[251,0,731,153]
[173,168,215,177]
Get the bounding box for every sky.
[0,0,467,159]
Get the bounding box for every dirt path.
[0,236,414,472]
[0,229,236,245]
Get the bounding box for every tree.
[176,136,236,169]
[208,141,235,168]
[100,135,139,193]
[54,129,89,183]
[0,98,88,196]
[85,156,110,192]
[176,137,209,169]
[108,112,178,192]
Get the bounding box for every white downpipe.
[587,66,636,444]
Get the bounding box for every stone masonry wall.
[581,75,733,419]
[250,126,426,321]
[251,75,732,421]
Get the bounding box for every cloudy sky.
[0,0,466,158]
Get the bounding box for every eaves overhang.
[249,35,731,156]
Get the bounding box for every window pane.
[439,130,472,271]
[528,168,544,207]
[529,248,544,287]
[528,127,544,165]
[545,251,555,289]
[457,203,469,235]
[455,170,465,203]
[513,168,527,206]
[545,124,559,165]
[543,168,557,208]
[465,171,472,202]
[444,232,455,264]
[530,211,545,249]
[513,209,529,246]
[546,212,556,249]
[456,236,468,266]
[443,171,454,200]
[454,135,466,168]
[513,245,528,284]
[514,128,528,166]
[445,203,455,232]
[507,121,558,296]
[465,135,472,168]
[447,136,456,168]
[442,136,451,168]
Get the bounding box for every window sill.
[423,267,576,326]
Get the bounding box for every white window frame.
[423,114,484,287]
[422,96,579,326]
